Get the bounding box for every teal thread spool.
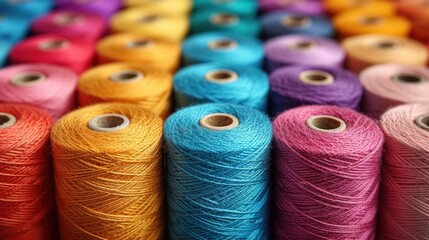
[0,11,31,44]
[190,8,260,37]
[182,32,264,66]
[174,63,269,111]
[193,0,258,16]
[0,40,12,66]
[165,103,272,239]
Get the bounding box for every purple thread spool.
[55,0,122,20]
[259,0,324,15]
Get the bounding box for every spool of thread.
[396,0,429,21]
[265,35,345,72]
[124,0,192,16]
[55,0,122,21]
[379,103,429,239]
[174,63,269,111]
[0,11,31,44]
[410,19,429,43]
[165,103,272,239]
[51,103,164,240]
[270,65,362,115]
[261,11,334,39]
[31,10,107,44]
[190,9,260,37]
[324,0,395,16]
[0,103,56,240]
[333,10,410,39]
[0,40,12,67]
[193,0,258,16]
[78,63,172,119]
[10,34,94,74]
[360,64,429,119]
[97,33,180,73]
[183,32,264,66]
[111,8,189,42]
[0,0,52,20]
[259,0,324,15]
[0,64,78,120]
[342,34,428,73]
[273,105,384,239]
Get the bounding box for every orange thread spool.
[324,0,395,16]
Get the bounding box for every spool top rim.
[306,115,347,133]
[109,69,144,83]
[415,113,429,131]
[299,70,335,85]
[10,72,46,86]
[0,112,17,130]
[200,113,239,130]
[205,69,238,83]
[88,114,130,132]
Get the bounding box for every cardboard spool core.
[10,72,46,86]
[392,73,426,84]
[415,114,429,131]
[200,113,239,130]
[299,70,334,85]
[110,70,143,83]
[289,40,316,50]
[126,39,154,48]
[0,112,17,129]
[88,114,130,132]
[307,115,346,133]
[139,15,160,23]
[360,16,384,25]
[210,13,238,25]
[208,39,238,50]
[282,15,311,28]
[205,69,238,83]
[39,39,70,51]
[374,40,399,49]
[54,13,84,25]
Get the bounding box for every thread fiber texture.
[261,12,334,39]
[174,63,269,111]
[265,35,345,72]
[0,64,78,120]
[0,40,12,67]
[55,0,122,20]
[0,104,56,240]
[270,65,362,115]
[360,64,429,119]
[259,0,324,15]
[52,103,164,240]
[324,0,395,16]
[379,103,429,239]
[0,0,52,20]
[193,0,258,16]
[0,12,31,44]
[165,103,272,239]
[273,105,384,239]
[78,63,172,119]
[97,33,181,73]
[183,32,264,66]
[124,0,192,15]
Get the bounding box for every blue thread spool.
[0,11,31,44]
[193,0,258,16]
[174,63,269,111]
[165,103,272,239]
[0,0,53,20]
[0,40,12,66]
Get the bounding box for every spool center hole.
[360,16,383,25]
[39,39,69,50]
[126,39,153,48]
[211,13,238,24]
[55,13,83,25]
[209,39,237,50]
[94,115,125,129]
[283,15,311,27]
[0,115,11,126]
[291,41,315,50]
[307,74,327,82]
[375,41,398,49]
[110,70,143,82]
[212,72,232,80]
[0,113,16,129]
[205,70,238,83]
[308,116,345,132]
[20,74,42,83]
[394,74,425,84]
[205,115,234,128]
[139,15,160,23]
[420,116,429,128]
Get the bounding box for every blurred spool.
[193,0,258,16]
[342,34,428,73]
[360,64,429,119]
[273,105,383,239]
[259,0,324,15]
[270,65,362,115]
[174,63,269,111]
[411,19,429,43]
[31,10,107,44]
[165,103,272,239]
[55,0,122,20]
[183,32,264,66]
[51,103,164,240]
[78,63,172,119]
[124,0,192,15]
[333,10,410,39]
[379,103,429,239]
[265,35,345,72]
[10,33,94,74]
[261,11,334,39]
[97,33,180,73]
[190,9,260,36]
[0,104,56,240]
[0,11,31,44]
[0,40,12,67]
[324,0,395,16]
[0,64,78,120]
[0,0,52,20]
[396,0,429,21]
[111,8,189,42]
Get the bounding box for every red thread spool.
[0,104,56,240]
[10,34,94,74]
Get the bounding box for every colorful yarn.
[52,103,164,240]
[261,11,334,39]
[97,33,181,73]
[111,8,189,42]
[259,0,324,15]
[379,103,429,239]
[0,11,31,44]
[360,64,429,119]
[342,34,428,73]
[165,103,272,239]
[0,104,56,240]
[78,63,172,119]
[124,0,192,15]
[270,65,362,115]
[193,0,258,16]
[190,8,260,36]
[174,63,269,111]
[31,10,107,44]
[324,0,395,16]
[396,0,429,21]
[273,105,384,239]
[10,33,94,74]
[0,64,77,120]
[55,0,122,20]
[0,0,52,20]
[0,40,12,67]
[265,35,345,72]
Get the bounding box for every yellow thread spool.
[324,0,395,16]
[124,0,192,15]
